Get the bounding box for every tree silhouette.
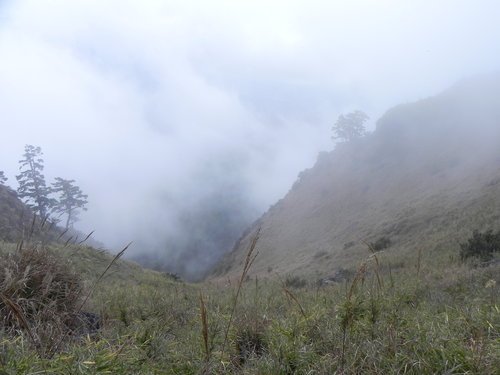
[16,145,54,218]
[0,171,7,186]
[332,110,369,142]
[51,177,88,230]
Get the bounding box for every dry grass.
[199,291,210,370]
[0,238,130,359]
[0,223,498,374]
[220,228,260,361]
[0,245,83,355]
[0,240,497,374]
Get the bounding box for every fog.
[1,0,499,279]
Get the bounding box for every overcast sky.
[1,0,499,273]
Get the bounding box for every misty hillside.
[0,184,103,248]
[0,184,33,241]
[213,74,500,280]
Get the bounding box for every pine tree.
[16,145,54,218]
[51,177,88,230]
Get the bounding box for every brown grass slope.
[0,184,35,242]
[213,74,500,280]
[0,183,104,248]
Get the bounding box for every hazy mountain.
[212,74,500,280]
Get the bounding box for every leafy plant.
[369,236,392,252]
[460,229,500,262]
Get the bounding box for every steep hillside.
[0,184,104,248]
[213,75,500,280]
[0,184,33,241]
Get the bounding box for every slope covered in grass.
[0,180,498,373]
[0,185,32,242]
[0,238,498,373]
[213,74,500,281]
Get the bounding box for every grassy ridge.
[0,240,498,374]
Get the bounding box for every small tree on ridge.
[332,110,369,142]
[51,177,88,230]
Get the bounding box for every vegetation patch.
[0,229,498,373]
[460,229,500,262]
[369,236,392,252]
[284,275,307,289]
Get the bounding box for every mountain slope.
[213,74,500,279]
[0,184,33,241]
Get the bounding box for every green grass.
[0,241,499,374]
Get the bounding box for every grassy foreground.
[0,240,499,374]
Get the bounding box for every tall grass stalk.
[341,260,368,371]
[282,286,307,319]
[199,292,210,368]
[220,228,260,362]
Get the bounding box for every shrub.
[162,272,182,282]
[460,229,500,262]
[284,275,307,289]
[370,236,392,251]
[343,241,355,250]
